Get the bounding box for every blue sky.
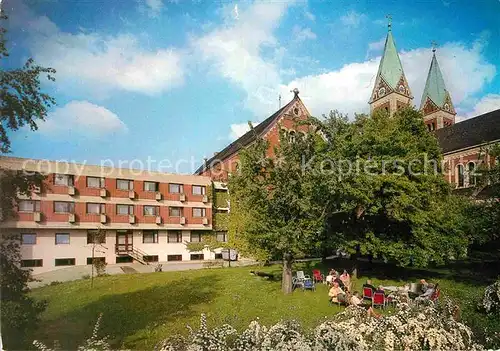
[3,0,500,174]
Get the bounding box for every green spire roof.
[420,52,448,109]
[376,31,405,89]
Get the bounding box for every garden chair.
[430,289,441,304]
[292,277,304,290]
[296,271,310,281]
[303,278,316,291]
[362,287,373,300]
[312,269,324,283]
[372,292,386,309]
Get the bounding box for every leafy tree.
[320,108,469,267]
[228,125,329,293]
[0,235,47,349]
[0,14,56,348]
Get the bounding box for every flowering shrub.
[157,299,484,351]
[479,279,500,316]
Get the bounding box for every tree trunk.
[282,253,293,294]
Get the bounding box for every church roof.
[434,109,500,153]
[420,52,449,109]
[194,96,297,174]
[376,30,405,89]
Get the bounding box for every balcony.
[128,190,136,199]
[68,186,75,196]
[100,188,107,197]
[129,215,135,224]
[155,216,162,224]
[34,212,41,222]
[155,192,162,201]
[179,193,186,202]
[100,214,107,224]
[202,217,209,225]
[180,216,186,225]
[68,214,75,223]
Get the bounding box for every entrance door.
[116,230,133,254]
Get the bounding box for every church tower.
[369,20,413,116]
[420,47,456,131]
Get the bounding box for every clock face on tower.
[398,84,405,93]
[444,103,450,111]
[378,87,386,96]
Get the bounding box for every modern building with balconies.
[0,157,222,274]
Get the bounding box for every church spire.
[420,46,456,130]
[369,18,413,116]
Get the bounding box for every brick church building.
[196,24,500,191]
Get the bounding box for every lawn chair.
[296,271,310,281]
[312,269,324,283]
[362,287,373,300]
[303,278,316,291]
[372,292,386,309]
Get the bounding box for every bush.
[157,299,484,350]
[479,279,500,316]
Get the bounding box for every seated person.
[420,279,429,293]
[350,291,381,318]
[363,279,377,292]
[419,283,437,300]
[334,276,346,290]
[328,282,346,304]
[375,286,385,294]
[340,270,350,286]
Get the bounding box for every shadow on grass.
[39,274,219,349]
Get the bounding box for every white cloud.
[229,121,260,140]
[340,11,366,28]
[366,37,385,58]
[10,0,183,96]
[456,94,500,122]
[292,26,317,43]
[192,1,291,117]
[38,101,128,138]
[279,38,496,118]
[143,0,164,18]
[304,10,315,21]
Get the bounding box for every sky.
[3,0,500,174]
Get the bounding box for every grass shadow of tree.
[38,274,219,349]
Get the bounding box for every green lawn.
[30,259,499,350]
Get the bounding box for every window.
[54,174,74,186]
[143,255,159,262]
[87,230,106,244]
[215,253,223,259]
[21,233,36,245]
[167,231,182,243]
[457,164,465,188]
[192,185,206,195]
[190,254,204,260]
[117,204,134,215]
[468,162,476,186]
[87,176,104,188]
[55,233,70,245]
[169,183,183,194]
[116,256,133,263]
[190,232,202,243]
[54,201,74,213]
[143,230,159,243]
[117,179,133,190]
[216,231,228,243]
[144,181,159,192]
[288,130,296,143]
[167,254,182,261]
[143,205,159,216]
[21,259,42,268]
[169,207,182,217]
[18,200,40,212]
[55,258,75,266]
[192,208,206,218]
[87,257,105,265]
[87,203,105,214]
